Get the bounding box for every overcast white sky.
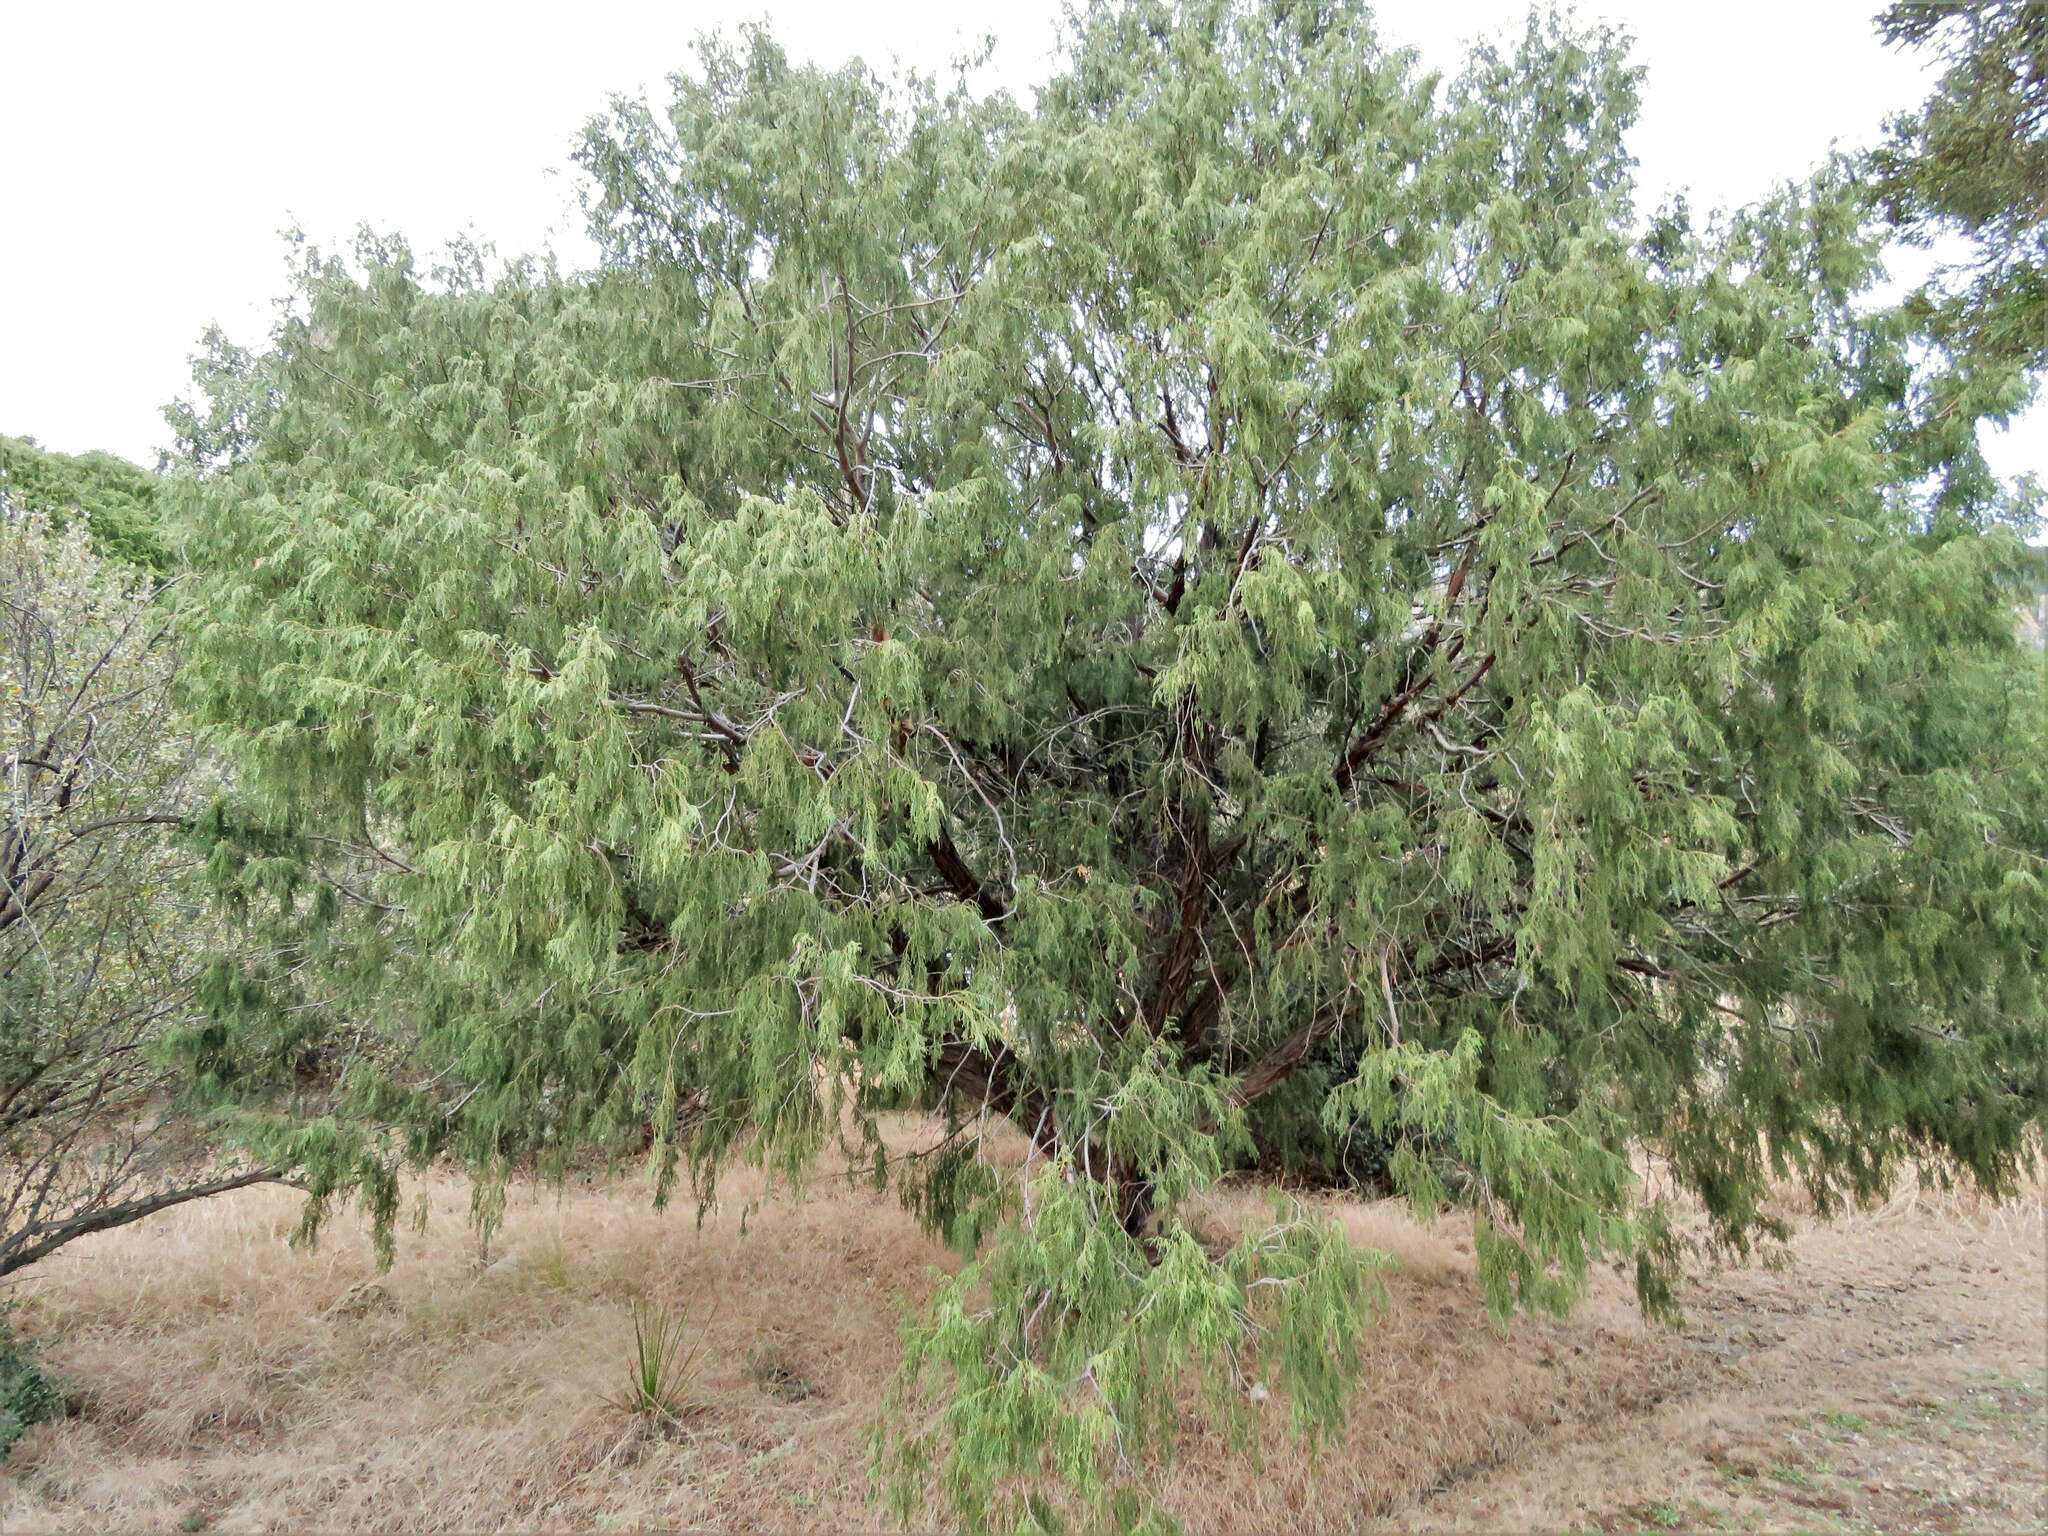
[1,0,2039,479]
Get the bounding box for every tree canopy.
[171,2,2047,1526]
[1872,0,2046,417]
[0,434,166,571]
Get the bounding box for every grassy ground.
[1,1123,2039,1533]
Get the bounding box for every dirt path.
[1381,1189,2047,1535]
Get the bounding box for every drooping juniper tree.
[174,2,2046,1525]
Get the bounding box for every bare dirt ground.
[1,1130,2039,1534]
[1393,1184,2047,1536]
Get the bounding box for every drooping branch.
[0,1167,298,1279]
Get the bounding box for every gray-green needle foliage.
[171,3,2046,1527]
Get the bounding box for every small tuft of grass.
[534,1239,576,1293]
[605,1299,709,1432]
[746,1340,818,1403]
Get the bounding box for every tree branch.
[0,1167,298,1278]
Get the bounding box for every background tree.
[0,435,166,572]
[0,501,296,1279]
[174,1,2047,1526]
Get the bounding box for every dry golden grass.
[0,1124,2038,1534]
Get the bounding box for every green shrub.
[0,1304,62,1457]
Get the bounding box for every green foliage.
[879,1169,1381,1533]
[1326,1030,1642,1320]
[0,1303,61,1457]
[1871,2,2046,416]
[162,322,281,476]
[0,433,166,570]
[170,1,2047,1525]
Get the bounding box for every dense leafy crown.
[0,434,165,570]
[173,2,2046,1526]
